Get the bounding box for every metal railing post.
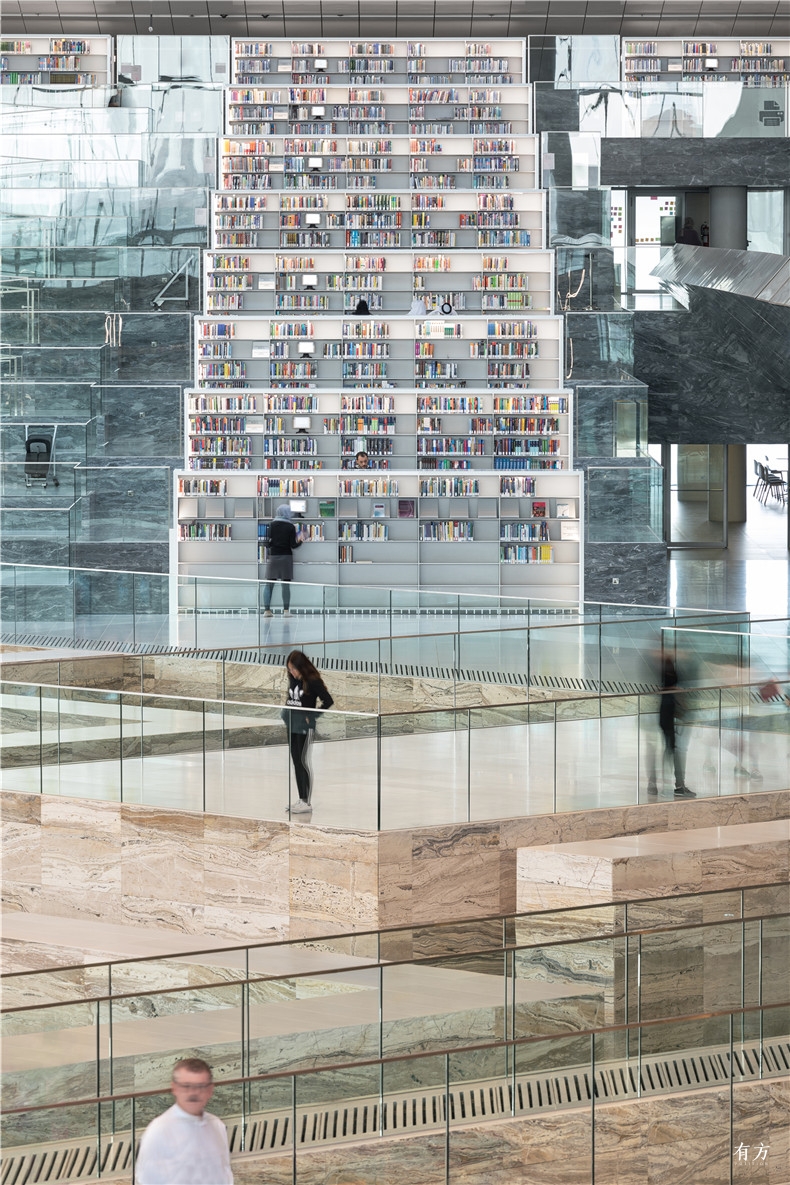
[444,1051,451,1185]
[376,711,382,832]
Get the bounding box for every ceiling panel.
[0,0,787,35]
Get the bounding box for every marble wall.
[377,791,790,935]
[635,290,790,445]
[583,541,669,607]
[4,791,788,949]
[84,1077,789,1185]
[601,138,790,188]
[0,791,380,943]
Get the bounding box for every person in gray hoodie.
[263,504,302,617]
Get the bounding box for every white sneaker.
[283,609,292,617]
[263,609,273,618]
[290,800,312,813]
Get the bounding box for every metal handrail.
[2,1000,787,1117]
[2,880,787,998]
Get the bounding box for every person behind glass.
[677,217,702,245]
[135,1057,233,1185]
[353,297,370,315]
[283,649,334,814]
[354,450,369,468]
[647,652,696,799]
[263,504,302,618]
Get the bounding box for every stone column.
[709,444,747,523]
[708,186,748,250]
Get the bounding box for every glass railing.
[0,561,748,652]
[0,379,103,419]
[2,886,787,1178]
[4,1003,787,1183]
[3,672,787,827]
[0,186,211,245]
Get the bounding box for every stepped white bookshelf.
[0,36,111,85]
[174,36,585,607]
[183,387,573,473]
[203,247,553,316]
[194,313,564,391]
[212,189,546,253]
[229,38,527,90]
[622,37,790,84]
[174,464,582,600]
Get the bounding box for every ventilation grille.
[3,1037,787,1184]
[1,631,659,698]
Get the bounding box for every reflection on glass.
[586,464,663,544]
[117,35,231,85]
[748,190,785,254]
[579,87,640,136]
[640,85,704,137]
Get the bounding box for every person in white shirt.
[135,1058,233,1185]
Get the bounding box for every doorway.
[630,193,679,292]
[746,444,790,552]
[663,444,728,549]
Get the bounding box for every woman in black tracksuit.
[284,649,334,814]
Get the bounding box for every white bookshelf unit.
[194,313,563,391]
[0,36,112,85]
[174,37,584,607]
[183,387,573,472]
[622,38,790,84]
[175,466,583,599]
[211,190,546,254]
[203,247,553,314]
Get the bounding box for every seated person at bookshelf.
[263,505,303,618]
[354,451,370,469]
[353,297,370,315]
[677,217,701,246]
[409,294,427,316]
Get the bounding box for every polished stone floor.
[669,470,789,617]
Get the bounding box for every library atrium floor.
[3,709,787,830]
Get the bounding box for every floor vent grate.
[2,633,659,698]
[3,1038,787,1182]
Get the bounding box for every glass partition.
[586,461,663,543]
[535,80,790,138]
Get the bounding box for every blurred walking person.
[647,653,696,799]
[135,1058,232,1185]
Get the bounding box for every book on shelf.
[560,520,580,541]
[500,543,553,564]
[531,501,546,518]
[398,499,416,519]
[555,501,574,518]
[372,501,387,518]
[178,478,228,495]
[319,499,337,518]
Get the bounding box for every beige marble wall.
[378,791,790,933]
[0,792,378,944]
[3,791,788,946]
[516,827,790,913]
[84,1076,790,1184]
